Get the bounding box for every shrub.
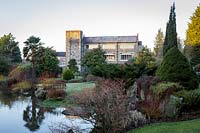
[9,63,32,81]
[0,75,4,81]
[63,69,74,80]
[40,78,56,89]
[151,82,183,100]
[0,57,9,76]
[175,88,200,111]
[74,80,130,132]
[156,47,198,90]
[47,89,66,99]
[12,81,32,91]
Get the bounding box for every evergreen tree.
[36,47,59,76]
[154,28,164,57]
[81,47,106,72]
[0,33,22,63]
[163,3,178,55]
[186,4,200,46]
[156,47,198,90]
[68,59,79,73]
[23,36,43,83]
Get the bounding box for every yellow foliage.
[0,75,4,81]
[12,81,32,91]
[186,5,200,46]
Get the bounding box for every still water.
[0,91,93,133]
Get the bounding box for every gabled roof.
[83,36,138,44]
[56,52,66,57]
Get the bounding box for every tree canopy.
[186,5,200,46]
[68,59,79,74]
[81,47,106,72]
[154,28,164,58]
[36,47,59,77]
[0,33,22,63]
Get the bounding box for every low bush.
[63,69,74,80]
[9,63,32,81]
[74,80,130,132]
[0,75,4,81]
[40,78,56,89]
[175,88,200,111]
[0,57,9,76]
[151,82,183,100]
[12,81,32,91]
[47,89,66,99]
[139,100,162,119]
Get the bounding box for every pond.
[0,91,93,133]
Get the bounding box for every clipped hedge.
[156,47,198,90]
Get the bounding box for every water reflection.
[23,92,45,131]
[0,90,93,133]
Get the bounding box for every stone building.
[66,30,142,71]
[56,52,66,68]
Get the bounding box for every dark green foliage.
[184,45,200,67]
[0,57,9,75]
[175,88,200,111]
[91,63,125,79]
[23,36,43,81]
[125,62,157,88]
[151,82,183,100]
[81,47,106,71]
[0,33,22,63]
[163,3,178,55]
[68,59,79,73]
[63,69,74,80]
[35,47,59,77]
[156,47,198,90]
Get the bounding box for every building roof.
[56,52,66,57]
[83,36,138,44]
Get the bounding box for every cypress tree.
[163,3,178,55]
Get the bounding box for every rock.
[127,82,138,110]
[67,129,74,133]
[35,88,47,99]
[62,107,83,116]
[86,74,103,82]
[125,110,147,128]
[164,95,183,118]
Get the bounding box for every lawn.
[66,82,95,95]
[129,119,200,133]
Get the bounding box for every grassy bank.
[65,82,95,95]
[129,119,200,133]
[41,82,96,108]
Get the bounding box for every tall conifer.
[163,3,178,55]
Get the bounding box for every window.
[105,54,115,61]
[120,54,132,61]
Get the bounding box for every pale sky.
[0,0,199,52]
